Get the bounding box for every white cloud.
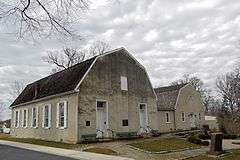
[143,29,158,42]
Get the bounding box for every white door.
[139,104,148,133]
[190,114,196,128]
[96,101,107,138]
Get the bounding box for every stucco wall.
[77,50,158,141]
[11,93,78,144]
[175,85,205,130]
[158,111,175,132]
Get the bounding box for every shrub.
[187,134,202,145]
[151,130,161,137]
[201,141,210,146]
[198,134,211,140]
[223,134,238,139]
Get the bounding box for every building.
[10,48,158,143]
[204,116,219,131]
[154,84,205,132]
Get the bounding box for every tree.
[10,80,26,100]
[216,66,240,112]
[89,40,111,56]
[0,0,89,38]
[42,48,86,72]
[171,74,213,113]
[43,41,111,72]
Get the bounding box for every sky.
[0,0,240,120]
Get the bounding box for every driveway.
[0,144,77,160]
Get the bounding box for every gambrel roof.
[154,84,188,111]
[11,56,97,107]
[11,47,155,107]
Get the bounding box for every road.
[0,144,78,160]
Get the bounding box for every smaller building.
[204,116,219,131]
[154,83,205,133]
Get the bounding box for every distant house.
[10,48,158,143]
[154,84,205,132]
[0,119,11,134]
[204,116,219,131]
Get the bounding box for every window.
[139,104,146,110]
[199,113,201,120]
[22,109,28,128]
[97,101,105,108]
[32,107,38,128]
[182,112,185,122]
[165,112,170,123]
[57,101,67,129]
[15,110,19,128]
[42,104,51,128]
[86,121,90,126]
[121,76,128,91]
[122,119,128,126]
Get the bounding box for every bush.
[198,134,211,140]
[223,134,238,139]
[151,130,161,137]
[201,141,210,146]
[187,134,202,145]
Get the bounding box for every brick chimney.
[34,84,39,99]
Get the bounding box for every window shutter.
[31,108,33,127]
[42,107,45,128]
[21,109,25,127]
[49,104,51,128]
[64,101,68,128]
[56,103,59,128]
[26,109,28,127]
[36,107,39,127]
[121,76,128,91]
[17,110,20,128]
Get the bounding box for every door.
[190,113,196,128]
[139,103,148,133]
[96,101,107,138]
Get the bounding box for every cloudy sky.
[0,0,240,119]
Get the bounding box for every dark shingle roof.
[154,84,187,111]
[11,56,97,107]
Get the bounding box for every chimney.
[34,84,38,99]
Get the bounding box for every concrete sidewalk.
[0,140,134,160]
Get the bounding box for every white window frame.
[121,76,128,91]
[165,112,171,123]
[22,109,28,128]
[15,110,20,128]
[182,112,185,122]
[31,107,38,128]
[42,104,51,129]
[56,100,68,129]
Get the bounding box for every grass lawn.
[0,133,81,149]
[187,150,240,160]
[84,147,118,155]
[128,138,200,152]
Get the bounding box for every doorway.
[96,100,108,138]
[139,103,148,133]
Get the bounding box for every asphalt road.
[0,144,78,160]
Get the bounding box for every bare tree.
[10,80,26,100]
[43,41,111,72]
[89,40,111,56]
[216,66,240,113]
[42,48,86,72]
[0,0,89,38]
[0,103,5,121]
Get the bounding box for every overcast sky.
[0,0,239,119]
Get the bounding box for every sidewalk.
[0,140,134,160]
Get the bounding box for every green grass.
[84,147,118,155]
[187,150,240,160]
[0,133,81,149]
[128,138,200,152]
